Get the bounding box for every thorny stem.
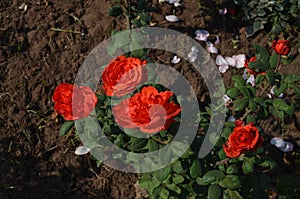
[240,108,252,121]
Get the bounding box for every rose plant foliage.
[52,0,300,198]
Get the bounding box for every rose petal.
[219,8,227,15]
[171,55,181,64]
[232,54,246,68]
[219,65,229,73]
[165,15,179,22]
[216,55,228,66]
[214,36,220,44]
[246,74,255,86]
[75,146,90,155]
[195,30,210,41]
[223,95,231,103]
[270,137,293,152]
[207,46,218,54]
[225,56,236,66]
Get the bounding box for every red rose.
[112,86,181,133]
[223,122,264,158]
[52,83,98,120]
[272,39,290,55]
[102,55,148,97]
[244,56,266,76]
[228,8,236,16]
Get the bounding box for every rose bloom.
[113,86,181,133]
[223,120,264,158]
[244,56,266,76]
[52,83,98,120]
[272,39,290,55]
[102,55,148,97]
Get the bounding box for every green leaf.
[108,6,123,17]
[255,74,265,86]
[273,82,287,96]
[208,184,222,199]
[154,165,171,182]
[253,20,264,32]
[226,164,239,174]
[226,189,244,199]
[114,31,131,48]
[253,42,269,63]
[172,160,184,174]
[258,160,279,172]
[232,76,245,87]
[253,97,265,107]
[160,187,169,199]
[269,54,279,69]
[219,175,241,189]
[248,100,257,111]
[233,98,249,112]
[219,148,227,160]
[239,86,252,98]
[202,170,225,185]
[242,157,255,174]
[266,70,275,85]
[272,98,293,114]
[227,87,241,98]
[59,120,74,136]
[190,159,202,178]
[246,114,256,124]
[166,183,181,194]
[248,61,268,71]
[173,174,185,184]
[159,145,172,165]
[245,26,255,37]
[130,40,144,58]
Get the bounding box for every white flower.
[195,30,209,41]
[270,137,293,152]
[223,94,231,104]
[165,15,180,22]
[171,55,181,64]
[75,146,90,155]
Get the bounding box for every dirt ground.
[0,0,299,198]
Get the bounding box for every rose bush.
[52,83,98,120]
[223,120,264,158]
[272,39,291,55]
[102,55,148,97]
[112,86,181,133]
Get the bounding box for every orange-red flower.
[102,55,148,97]
[113,86,181,133]
[244,56,266,76]
[272,39,290,55]
[223,122,264,158]
[52,83,98,120]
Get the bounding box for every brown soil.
[0,0,299,198]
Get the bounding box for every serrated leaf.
[266,70,275,85]
[269,54,279,69]
[248,100,257,111]
[114,31,131,48]
[130,40,144,58]
[160,188,169,199]
[253,20,264,31]
[239,86,252,98]
[219,148,227,160]
[190,159,202,178]
[273,83,287,96]
[253,42,269,63]
[233,98,249,111]
[255,74,265,86]
[246,114,256,124]
[59,120,74,136]
[226,164,239,174]
[208,184,222,199]
[227,87,241,98]
[232,76,245,87]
